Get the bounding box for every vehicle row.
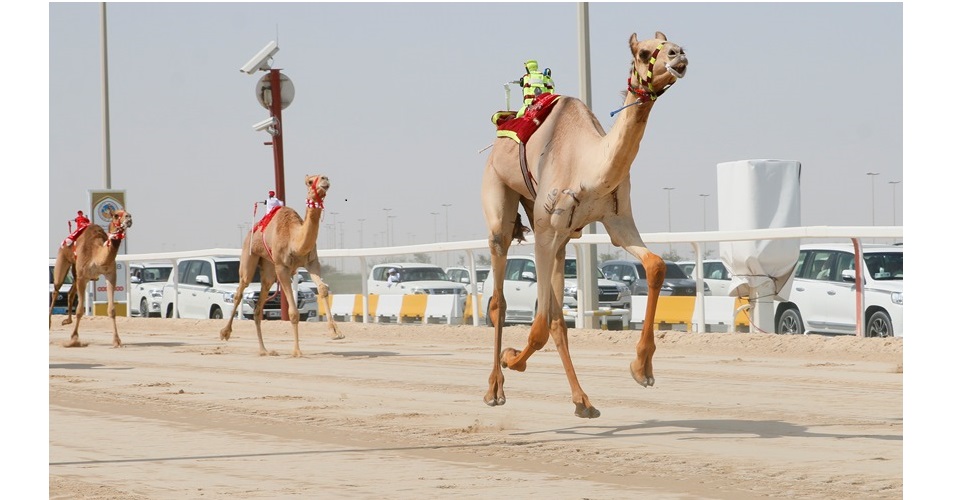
[53,241,903,337]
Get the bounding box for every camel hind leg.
[50,253,76,328]
[304,257,343,340]
[273,266,304,357]
[65,276,89,347]
[219,247,261,342]
[480,164,523,408]
[103,268,122,348]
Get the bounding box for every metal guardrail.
[113,225,903,329]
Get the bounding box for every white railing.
[114,225,902,330]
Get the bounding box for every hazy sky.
[46,2,904,258]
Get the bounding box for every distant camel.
[50,209,133,348]
[220,175,343,356]
[482,32,688,418]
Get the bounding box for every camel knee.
[642,253,667,287]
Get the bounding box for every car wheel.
[866,311,893,338]
[210,306,223,320]
[139,298,149,318]
[776,308,803,335]
[485,299,494,327]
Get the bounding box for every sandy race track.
[47,316,902,499]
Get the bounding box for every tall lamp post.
[382,208,392,246]
[442,203,452,267]
[866,172,880,226]
[889,180,901,243]
[241,40,295,320]
[430,212,439,242]
[357,218,365,248]
[663,187,675,254]
[698,193,710,231]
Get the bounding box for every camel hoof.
[500,348,525,372]
[630,360,655,387]
[219,328,231,341]
[61,318,73,326]
[574,403,601,419]
[484,395,506,407]
[330,333,345,340]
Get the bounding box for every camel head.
[108,209,133,233]
[305,174,331,206]
[628,31,688,101]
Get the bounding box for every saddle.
[489,93,563,198]
[491,93,562,144]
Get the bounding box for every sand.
[48,316,902,499]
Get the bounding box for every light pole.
[328,211,339,248]
[357,218,365,248]
[430,212,439,242]
[889,180,901,226]
[382,208,392,246]
[663,187,675,253]
[442,203,452,267]
[866,172,880,226]
[698,193,710,231]
[388,215,397,246]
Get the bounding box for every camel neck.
[602,97,654,180]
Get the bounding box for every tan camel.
[482,32,688,418]
[220,174,343,356]
[49,209,133,348]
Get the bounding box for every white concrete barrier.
[375,295,404,323]
[425,295,458,324]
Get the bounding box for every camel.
[220,174,343,356]
[481,32,688,418]
[49,209,134,348]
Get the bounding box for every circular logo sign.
[256,72,295,110]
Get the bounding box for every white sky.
[15,0,955,496]
[44,2,907,258]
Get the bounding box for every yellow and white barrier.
[328,294,464,325]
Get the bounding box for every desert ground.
[48,316,902,499]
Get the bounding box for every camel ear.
[629,33,638,51]
[655,31,667,41]
[305,174,310,185]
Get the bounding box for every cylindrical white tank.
[717,159,802,332]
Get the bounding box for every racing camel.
[49,209,133,348]
[220,174,342,356]
[482,32,688,418]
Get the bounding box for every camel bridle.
[306,176,327,212]
[627,42,674,104]
[610,42,677,117]
[105,213,128,245]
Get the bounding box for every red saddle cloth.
[254,206,282,233]
[494,93,562,144]
[61,224,89,247]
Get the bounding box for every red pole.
[268,68,290,321]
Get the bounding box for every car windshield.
[399,268,448,281]
[863,252,903,280]
[141,267,172,283]
[563,259,604,279]
[214,261,261,284]
[665,263,689,279]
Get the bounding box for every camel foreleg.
[314,278,344,340]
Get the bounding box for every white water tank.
[717,159,801,332]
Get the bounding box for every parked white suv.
[369,263,468,297]
[481,255,630,328]
[129,262,173,317]
[161,256,318,321]
[775,243,903,337]
[677,259,732,296]
[445,266,491,293]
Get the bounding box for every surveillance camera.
[240,41,279,75]
[252,116,277,132]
